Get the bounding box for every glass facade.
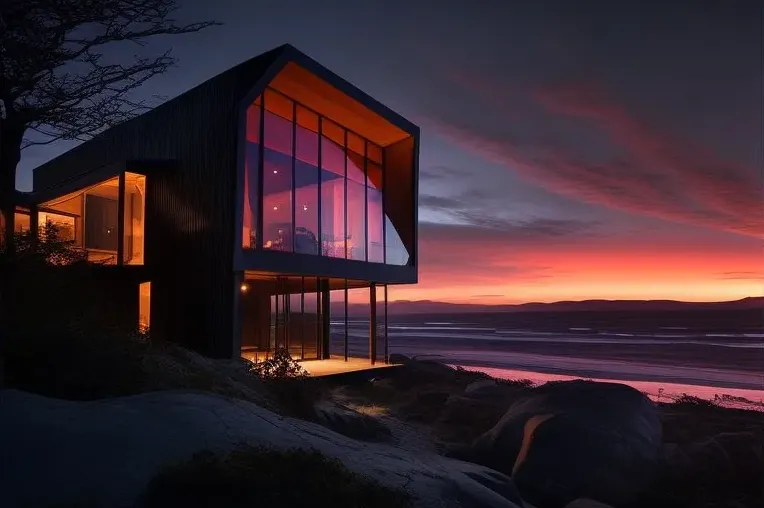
[240,275,387,364]
[139,282,151,332]
[123,172,146,265]
[14,210,31,233]
[240,275,325,362]
[38,172,147,265]
[241,87,410,265]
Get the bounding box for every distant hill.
[334,296,764,316]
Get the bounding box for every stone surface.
[467,380,662,508]
[0,389,525,508]
[465,380,498,395]
[388,353,411,365]
[563,499,615,508]
[314,400,392,442]
[657,431,764,505]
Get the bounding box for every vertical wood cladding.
[30,52,280,358]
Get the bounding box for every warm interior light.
[273,169,278,174]
[302,204,308,211]
[240,282,250,293]
[273,205,278,210]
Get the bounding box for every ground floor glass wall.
[239,274,388,365]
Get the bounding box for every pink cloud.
[425,80,763,238]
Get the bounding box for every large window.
[38,172,147,265]
[241,88,410,265]
[242,98,261,249]
[14,210,31,233]
[139,282,151,332]
[123,172,146,265]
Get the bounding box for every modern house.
[10,44,419,368]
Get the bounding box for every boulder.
[467,380,661,508]
[465,380,498,395]
[313,400,392,442]
[0,389,525,508]
[388,353,410,365]
[657,431,764,506]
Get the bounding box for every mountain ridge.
[334,296,764,315]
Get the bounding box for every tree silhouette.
[0,0,218,254]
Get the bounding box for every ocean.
[329,309,764,410]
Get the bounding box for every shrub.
[674,394,716,407]
[496,378,535,388]
[141,446,411,508]
[248,348,308,379]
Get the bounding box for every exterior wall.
[29,45,418,360]
[31,52,282,358]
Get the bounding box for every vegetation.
[248,348,308,379]
[246,350,330,420]
[141,446,411,508]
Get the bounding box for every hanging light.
[240,282,250,293]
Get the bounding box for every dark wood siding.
[30,52,281,358]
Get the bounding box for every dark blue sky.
[17,0,763,302]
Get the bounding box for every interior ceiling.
[268,62,410,147]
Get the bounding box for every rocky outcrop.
[313,400,392,442]
[651,431,764,507]
[0,389,525,508]
[466,380,662,508]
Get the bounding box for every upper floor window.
[241,87,410,265]
[38,172,147,265]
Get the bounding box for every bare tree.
[0,0,218,254]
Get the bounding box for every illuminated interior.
[239,272,388,364]
[241,81,411,265]
[14,209,31,233]
[139,281,151,332]
[38,172,147,265]
[123,172,147,265]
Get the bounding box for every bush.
[141,446,411,508]
[248,348,308,379]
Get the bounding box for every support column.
[116,172,125,265]
[343,279,349,361]
[231,271,244,359]
[321,280,331,359]
[29,205,38,253]
[369,283,377,365]
[384,285,389,364]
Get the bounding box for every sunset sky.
[15,0,763,304]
